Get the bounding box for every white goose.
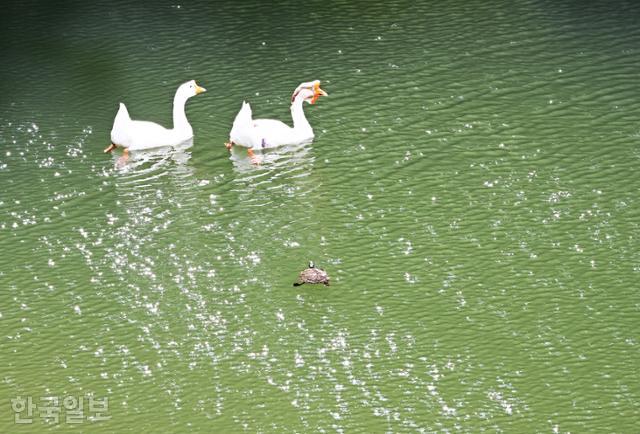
[105,80,206,161]
[226,80,328,161]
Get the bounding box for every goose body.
[106,80,206,155]
[227,80,327,153]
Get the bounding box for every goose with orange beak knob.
[225,80,328,164]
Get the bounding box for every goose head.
[291,80,328,104]
[176,80,207,101]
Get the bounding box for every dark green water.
[1,0,639,432]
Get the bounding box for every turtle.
[293,261,330,286]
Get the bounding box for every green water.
[1,0,639,432]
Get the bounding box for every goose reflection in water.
[227,140,315,174]
[108,138,194,171]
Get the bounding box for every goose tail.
[229,101,260,148]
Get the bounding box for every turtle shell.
[296,267,330,286]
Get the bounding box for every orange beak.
[195,83,206,95]
[311,81,328,104]
[104,143,117,153]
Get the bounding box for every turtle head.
[308,261,315,269]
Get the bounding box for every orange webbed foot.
[116,148,130,167]
[247,148,261,166]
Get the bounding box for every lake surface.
[1,0,639,431]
